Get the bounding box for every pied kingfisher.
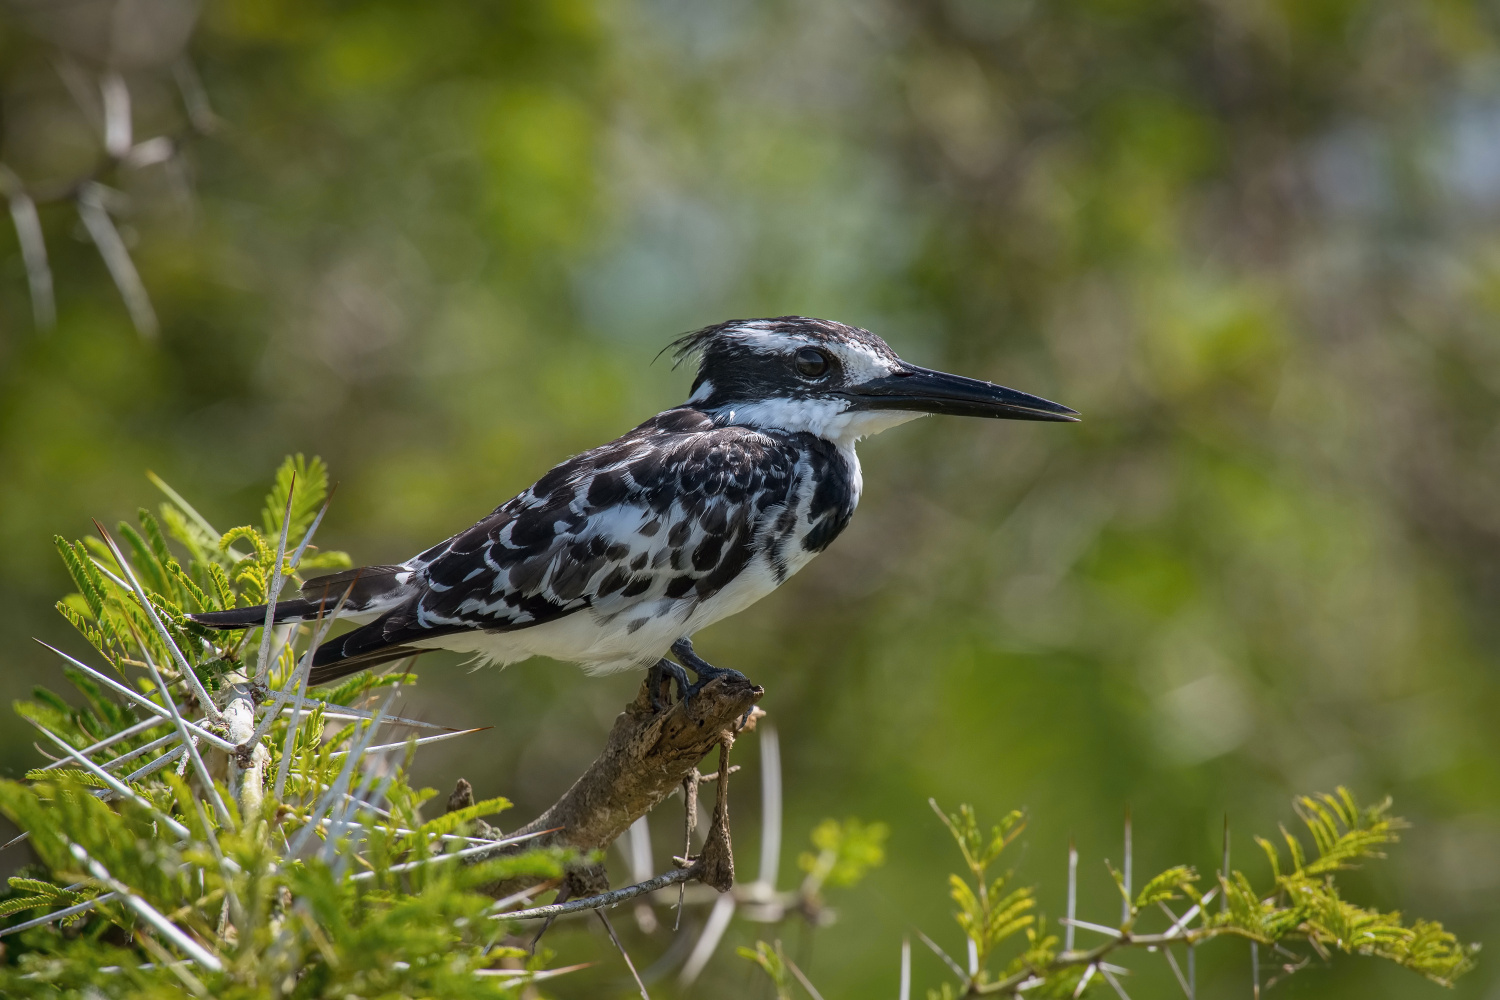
[193,317,1077,702]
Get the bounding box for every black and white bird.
[192,317,1076,702]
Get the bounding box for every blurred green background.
[3,0,1500,996]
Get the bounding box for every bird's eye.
[794,347,830,379]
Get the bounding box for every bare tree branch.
[498,866,698,921]
[471,672,762,901]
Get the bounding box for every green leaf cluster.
[738,940,797,1000]
[797,816,889,894]
[933,802,1034,976]
[915,792,1478,997]
[0,460,573,999]
[1214,790,1478,985]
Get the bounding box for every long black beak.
[843,364,1079,422]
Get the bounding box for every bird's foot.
[670,637,748,703]
[647,658,694,714]
[647,640,751,714]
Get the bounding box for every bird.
[191,317,1077,705]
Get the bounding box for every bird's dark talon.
[646,660,667,713]
[648,657,693,713]
[669,638,749,706]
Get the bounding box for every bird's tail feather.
[189,564,406,631]
[191,599,326,630]
[306,611,462,687]
[306,642,428,687]
[189,563,437,688]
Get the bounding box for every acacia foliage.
[920,792,1477,997]
[747,793,1477,998]
[0,458,567,997]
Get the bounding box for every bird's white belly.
[412,550,801,675]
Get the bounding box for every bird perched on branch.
[192,317,1076,704]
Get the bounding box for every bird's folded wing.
[393,412,808,641]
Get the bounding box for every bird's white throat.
[713,397,925,446]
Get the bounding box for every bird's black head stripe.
[670,316,900,409]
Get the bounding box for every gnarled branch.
[463,671,763,898]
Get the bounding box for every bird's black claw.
[649,641,749,714]
[669,638,749,705]
[648,657,693,713]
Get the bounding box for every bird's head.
[669,316,1078,444]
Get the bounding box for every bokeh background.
[3,0,1500,996]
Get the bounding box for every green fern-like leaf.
[1134,865,1197,911]
[395,797,512,855]
[262,454,330,544]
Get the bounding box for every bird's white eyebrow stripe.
[724,327,815,352]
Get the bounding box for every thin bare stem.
[188,793,241,927]
[0,891,118,938]
[504,866,699,922]
[473,962,593,982]
[756,722,781,891]
[678,892,736,986]
[1066,838,1078,952]
[98,732,182,772]
[1220,815,1230,916]
[786,952,827,1000]
[27,718,190,840]
[66,841,222,972]
[147,471,239,557]
[1100,965,1133,1000]
[331,727,490,758]
[914,927,967,981]
[288,488,335,571]
[597,910,651,1000]
[93,522,219,722]
[1163,943,1191,997]
[0,164,56,330]
[101,72,132,158]
[486,881,557,917]
[38,716,165,771]
[34,642,234,752]
[77,183,157,338]
[626,815,653,884]
[274,583,358,800]
[348,828,558,883]
[123,745,187,783]
[286,691,395,858]
[972,915,1255,995]
[293,704,451,730]
[250,580,353,748]
[255,476,296,686]
[172,57,218,133]
[1061,917,1123,939]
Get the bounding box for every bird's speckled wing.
[308,408,851,672]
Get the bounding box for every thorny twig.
[2,38,218,335]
